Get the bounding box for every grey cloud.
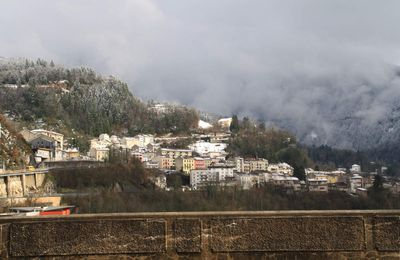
[1,0,400,149]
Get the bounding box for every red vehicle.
[9,206,76,216]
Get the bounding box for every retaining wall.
[0,210,399,259]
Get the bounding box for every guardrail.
[0,168,49,176]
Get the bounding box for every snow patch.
[198,120,212,129]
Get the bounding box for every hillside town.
[2,118,399,197]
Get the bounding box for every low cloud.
[1,0,400,148]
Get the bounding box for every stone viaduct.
[0,210,398,259]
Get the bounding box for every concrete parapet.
[0,210,398,259]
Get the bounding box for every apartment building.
[155,156,174,170]
[160,148,192,159]
[189,141,227,156]
[190,166,234,189]
[175,157,195,174]
[307,178,328,192]
[248,158,269,172]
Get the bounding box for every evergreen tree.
[257,119,266,131]
[293,166,306,181]
[241,116,251,129]
[372,174,384,192]
[230,115,240,133]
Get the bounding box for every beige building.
[203,158,213,168]
[63,149,80,160]
[155,156,174,170]
[31,129,64,150]
[122,134,155,149]
[248,158,268,172]
[175,157,195,174]
[89,147,109,162]
[20,129,65,161]
[305,169,345,184]
[268,163,294,175]
[243,161,251,173]
[238,158,269,173]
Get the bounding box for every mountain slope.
[0,114,31,169]
[0,58,199,137]
[261,66,400,154]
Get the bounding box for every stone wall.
[0,210,399,259]
[6,177,23,197]
[0,179,6,198]
[34,172,46,188]
[0,196,62,208]
[24,175,36,193]
[0,173,48,198]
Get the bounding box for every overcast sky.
[2,1,400,146]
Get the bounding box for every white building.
[209,166,234,181]
[217,118,232,128]
[190,170,218,189]
[307,178,328,192]
[233,157,245,172]
[198,120,213,129]
[121,134,155,150]
[160,148,192,159]
[91,134,112,148]
[190,166,234,189]
[237,173,261,190]
[270,175,301,191]
[189,141,227,156]
[144,161,159,169]
[349,174,363,193]
[99,134,111,143]
[351,164,361,173]
[151,103,168,114]
[267,163,294,175]
[110,135,120,144]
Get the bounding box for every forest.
[0,58,199,149]
[228,115,400,177]
[59,175,400,213]
[228,116,313,180]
